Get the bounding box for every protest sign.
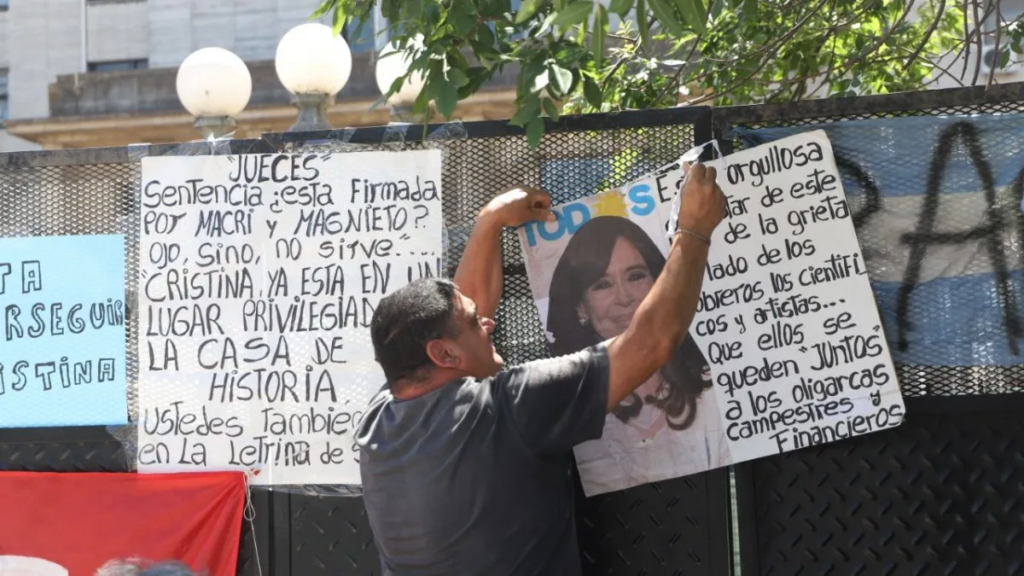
[519,130,904,496]
[0,234,127,428]
[137,150,443,485]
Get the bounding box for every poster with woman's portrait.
[518,169,732,497]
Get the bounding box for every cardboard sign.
[0,234,127,428]
[520,130,904,496]
[137,150,444,485]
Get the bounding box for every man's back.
[356,346,610,576]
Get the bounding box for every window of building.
[87,59,149,72]
[0,0,9,11]
[342,17,375,54]
[0,70,8,121]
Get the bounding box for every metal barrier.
[3,83,1024,575]
[716,82,1024,576]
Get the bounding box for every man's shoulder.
[355,379,496,444]
[501,343,611,382]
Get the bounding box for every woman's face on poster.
[579,237,655,340]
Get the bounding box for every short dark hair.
[371,278,460,383]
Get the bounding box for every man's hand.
[455,186,553,320]
[677,164,727,239]
[481,186,556,228]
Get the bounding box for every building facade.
[0,0,518,151]
[1,0,1022,151]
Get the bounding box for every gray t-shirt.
[356,344,610,576]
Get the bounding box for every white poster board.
[137,150,443,485]
[519,130,904,497]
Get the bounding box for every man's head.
[371,279,504,390]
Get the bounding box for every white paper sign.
[519,130,904,497]
[137,150,444,485]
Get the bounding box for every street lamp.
[275,23,353,132]
[374,35,427,123]
[176,47,252,139]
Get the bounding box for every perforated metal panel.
[8,85,1024,576]
[736,395,1024,576]
[273,119,720,576]
[717,91,1024,398]
[717,84,1024,576]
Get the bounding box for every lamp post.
[374,36,427,123]
[275,23,353,132]
[175,47,252,139]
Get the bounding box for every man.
[356,165,727,575]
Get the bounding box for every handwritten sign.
[701,130,903,462]
[0,235,127,428]
[519,130,903,496]
[137,151,443,485]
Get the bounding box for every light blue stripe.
[872,269,1024,366]
[730,114,1024,197]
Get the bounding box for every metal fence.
[3,83,1024,575]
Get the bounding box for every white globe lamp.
[275,22,353,131]
[176,47,252,138]
[375,35,427,109]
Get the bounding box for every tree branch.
[903,0,946,71]
[685,0,832,105]
[986,0,1002,88]
[971,0,984,84]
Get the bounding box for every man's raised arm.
[605,165,726,411]
[454,187,554,319]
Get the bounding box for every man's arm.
[605,164,726,411]
[453,187,554,319]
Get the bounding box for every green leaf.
[526,117,545,148]
[448,67,470,87]
[311,0,336,19]
[406,0,423,22]
[543,98,561,121]
[537,10,560,35]
[450,1,478,35]
[331,2,346,35]
[549,64,573,96]
[412,83,432,115]
[436,82,459,117]
[458,66,492,98]
[609,0,633,17]
[516,0,546,23]
[674,0,706,34]
[552,1,594,31]
[741,0,757,18]
[649,0,685,37]
[510,97,540,126]
[637,0,651,49]
[531,70,550,93]
[592,4,608,65]
[583,76,603,108]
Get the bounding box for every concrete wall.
[0,9,9,69]
[8,0,85,121]
[88,1,151,63]
[148,0,328,69]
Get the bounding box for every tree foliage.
[313,0,1024,146]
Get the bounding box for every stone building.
[0,0,518,151]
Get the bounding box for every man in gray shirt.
[356,165,726,575]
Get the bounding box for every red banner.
[0,471,246,576]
